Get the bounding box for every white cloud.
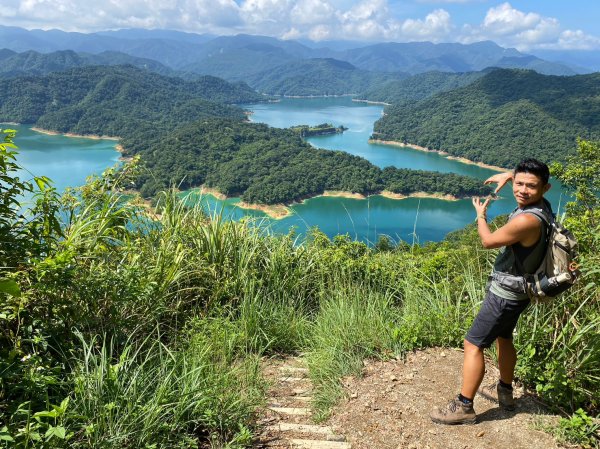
[551,30,600,51]
[0,0,598,51]
[290,0,334,25]
[460,2,599,51]
[0,0,242,31]
[401,9,452,40]
[308,24,333,41]
[482,2,540,34]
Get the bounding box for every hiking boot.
[430,397,477,425]
[478,381,515,410]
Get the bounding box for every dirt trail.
[258,348,567,449]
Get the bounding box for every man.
[430,158,552,425]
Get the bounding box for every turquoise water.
[5,99,569,243]
[7,125,120,196]
[229,97,566,243]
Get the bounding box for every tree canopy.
[373,69,600,167]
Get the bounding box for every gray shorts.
[465,290,530,349]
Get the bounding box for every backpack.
[518,207,580,300]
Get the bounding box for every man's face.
[513,172,550,208]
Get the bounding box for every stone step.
[280,366,309,375]
[266,423,333,435]
[288,439,351,449]
[268,406,311,416]
[267,396,311,407]
[292,387,311,395]
[279,377,308,383]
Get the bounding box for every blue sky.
[0,0,598,51]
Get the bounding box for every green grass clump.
[65,331,264,448]
[307,284,402,420]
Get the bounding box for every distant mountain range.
[246,58,408,96]
[0,48,176,78]
[0,26,585,84]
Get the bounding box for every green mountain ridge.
[0,48,176,78]
[0,65,264,139]
[358,70,488,105]
[246,58,408,96]
[373,68,600,167]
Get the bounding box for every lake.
[200,97,567,243]
[6,98,568,243]
[6,125,120,197]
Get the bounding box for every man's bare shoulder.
[505,213,543,247]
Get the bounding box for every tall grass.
[307,282,403,420]
[3,174,598,446]
[516,285,600,411]
[67,329,264,448]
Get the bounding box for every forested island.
[0,65,491,209]
[290,123,348,137]
[373,68,600,167]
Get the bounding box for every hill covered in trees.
[373,69,600,167]
[357,70,486,105]
[135,118,490,203]
[0,65,265,142]
[246,58,407,96]
[0,48,176,78]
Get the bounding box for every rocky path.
[258,349,568,449]
[257,357,351,449]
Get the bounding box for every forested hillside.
[357,70,485,105]
[373,69,600,167]
[0,65,263,139]
[135,119,490,202]
[246,58,407,96]
[0,49,175,78]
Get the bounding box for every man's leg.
[461,339,485,400]
[477,336,518,410]
[429,339,482,424]
[497,337,517,384]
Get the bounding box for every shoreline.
[31,127,120,141]
[31,126,126,160]
[369,139,507,172]
[280,93,356,99]
[199,186,463,221]
[352,99,391,106]
[378,190,458,201]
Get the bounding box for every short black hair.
[514,158,550,185]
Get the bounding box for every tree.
[550,139,600,277]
